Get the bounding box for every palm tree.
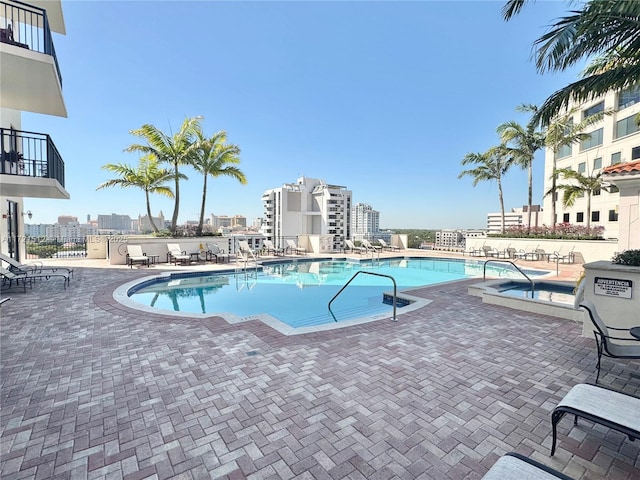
[126,117,202,234]
[191,129,247,236]
[547,167,605,231]
[503,0,640,125]
[544,107,605,228]
[96,155,177,233]
[497,104,546,232]
[458,146,512,233]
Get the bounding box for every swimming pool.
[120,257,550,333]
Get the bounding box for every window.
[576,212,584,223]
[593,157,602,170]
[554,192,559,201]
[615,115,640,138]
[563,213,570,223]
[591,211,600,222]
[583,101,604,119]
[618,85,640,110]
[633,146,640,160]
[593,188,601,196]
[609,185,620,193]
[609,209,618,222]
[580,128,603,150]
[554,144,572,159]
[578,162,586,173]
[611,152,621,165]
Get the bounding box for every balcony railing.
[0,0,62,87]
[1,128,65,187]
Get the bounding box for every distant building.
[435,230,464,249]
[46,222,98,240]
[98,213,132,232]
[24,224,50,238]
[351,203,380,242]
[261,176,352,251]
[57,215,77,225]
[486,205,542,233]
[210,214,232,229]
[138,211,165,233]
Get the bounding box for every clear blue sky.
[23,0,585,229]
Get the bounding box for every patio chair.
[345,239,366,255]
[482,452,575,479]
[126,245,149,268]
[378,239,400,252]
[263,239,284,256]
[237,240,259,260]
[550,383,640,456]
[361,239,382,253]
[548,246,575,264]
[166,243,191,265]
[206,243,230,263]
[579,300,640,383]
[1,267,70,292]
[0,252,73,277]
[286,239,306,255]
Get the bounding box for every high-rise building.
[351,203,380,241]
[542,85,640,239]
[138,211,165,233]
[0,0,67,261]
[98,213,132,232]
[57,215,77,225]
[486,205,542,234]
[261,176,352,251]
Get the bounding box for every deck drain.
[246,350,258,356]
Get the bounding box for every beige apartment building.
[0,0,67,262]
[542,85,640,240]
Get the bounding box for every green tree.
[191,128,247,236]
[96,155,178,233]
[126,117,202,234]
[547,166,605,231]
[503,0,640,125]
[544,107,605,228]
[496,104,546,232]
[459,147,511,233]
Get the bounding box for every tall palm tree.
[547,167,605,231]
[126,117,202,234]
[497,104,546,232]
[458,146,512,233]
[191,128,247,236]
[503,0,640,125]
[544,107,605,228]
[96,155,177,233]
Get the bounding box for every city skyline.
[21,1,585,229]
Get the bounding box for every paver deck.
[1,254,639,479]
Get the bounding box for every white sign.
[594,277,633,299]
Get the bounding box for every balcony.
[0,0,66,116]
[0,127,68,199]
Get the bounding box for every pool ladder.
[483,259,535,297]
[328,271,398,322]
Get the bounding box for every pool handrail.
[328,270,398,322]
[483,259,535,297]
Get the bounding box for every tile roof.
[602,159,640,175]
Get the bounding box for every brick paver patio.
[1,260,639,479]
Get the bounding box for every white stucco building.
[542,85,640,240]
[0,0,67,262]
[486,205,543,233]
[261,176,352,251]
[351,202,380,241]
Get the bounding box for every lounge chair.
[263,239,284,256]
[345,239,366,255]
[548,246,575,264]
[361,239,382,253]
[1,267,70,291]
[579,300,640,383]
[237,240,259,260]
[125,245,149,268]
[378,239,400,251]
[0,252,73,277]
[166,243,191,265]
[206,243,230,263]
[482,452,575,479]
[286,239,306,255]
[550,383,640,456]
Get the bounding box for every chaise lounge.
[482,452,575,479]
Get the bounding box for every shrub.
[611,249,640,267]
[489,224,605,240]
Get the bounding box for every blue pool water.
[128,258,548,328]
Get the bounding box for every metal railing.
[24,237,87,259]
[483,259,535,297]
[0,0,62,86]
[0,128,65,186]
[328,271,398,322]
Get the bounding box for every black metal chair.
[580,300,640,383]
